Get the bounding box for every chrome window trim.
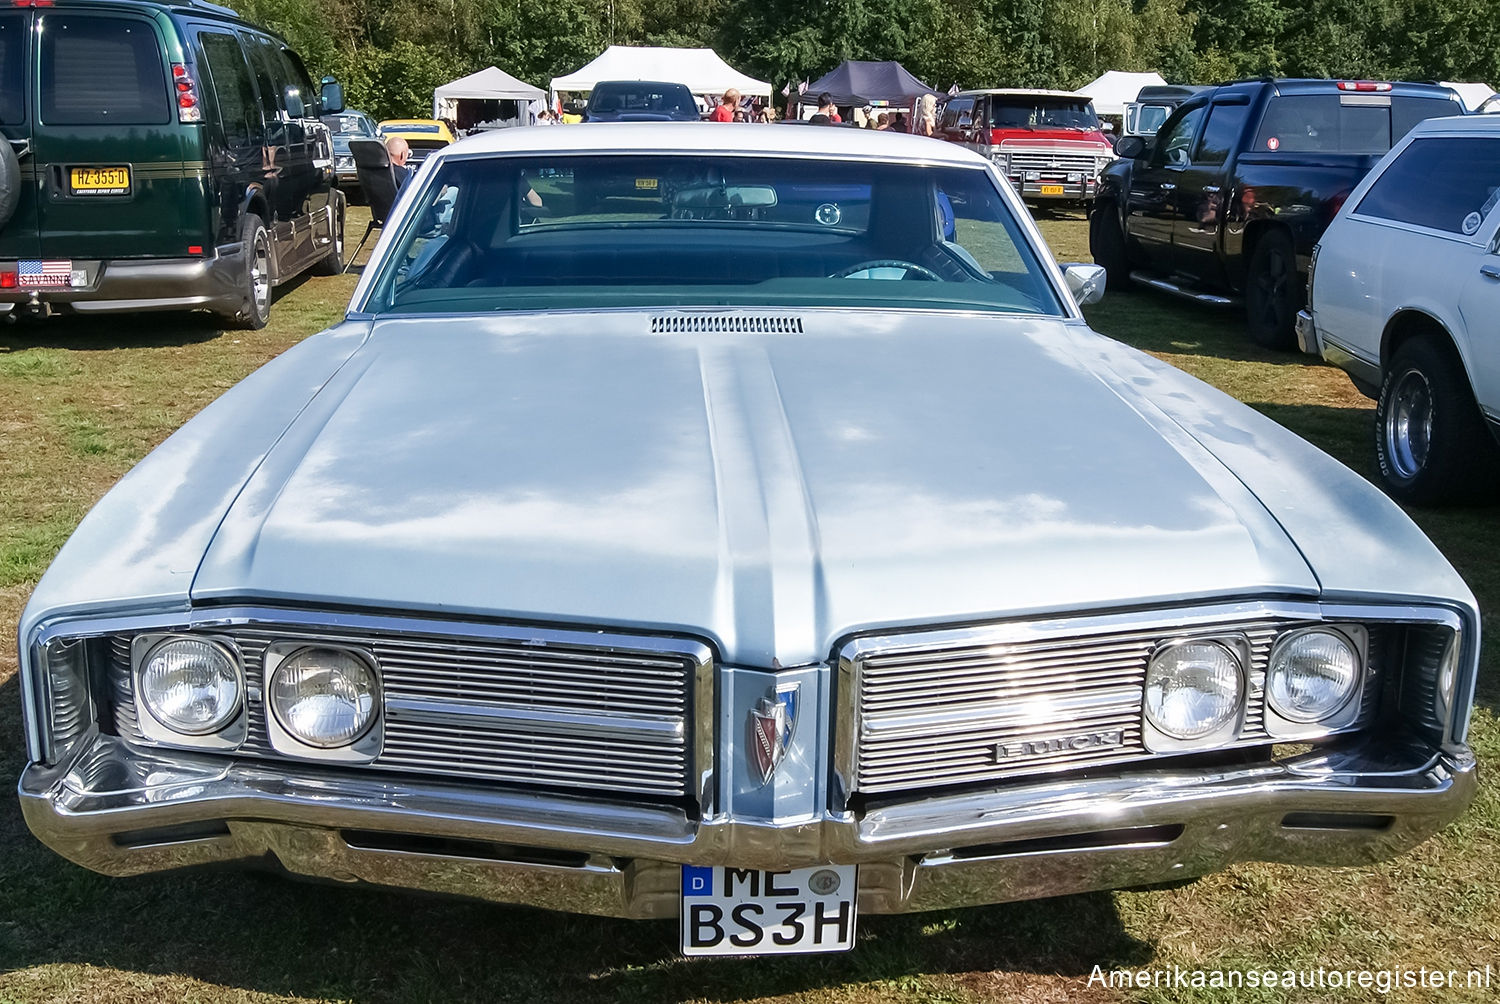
[833,600,1469,804]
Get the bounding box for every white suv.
[1298,114,1500,504]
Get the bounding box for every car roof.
[953,89,1090,100]
[431,122,992,167]
[1406,113,1500,135]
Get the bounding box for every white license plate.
[680,864,857,956]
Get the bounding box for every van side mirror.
[320,78,345,115]
[1115,135,1146,159]
[283,86,305,119]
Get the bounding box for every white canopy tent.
[551,46,772,100]
[1078,70,1169,117]
[433,66,545,126]
[1441,81,1495,112]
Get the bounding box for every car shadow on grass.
[0,678,1152,1003]
[1083,294,1313,367]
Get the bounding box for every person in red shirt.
[817,93,842,123]
[710,89,740,122]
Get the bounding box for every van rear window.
[0,13,26,125]
[40,15,170,125]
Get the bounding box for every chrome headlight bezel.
[131,633,247,749]
[264,643,383,762]
[1141,636,1248,752]
[1263,625,1367,739]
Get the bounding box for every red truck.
[938,89,1117,204]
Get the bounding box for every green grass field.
[0,208,1495,1003]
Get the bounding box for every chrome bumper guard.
[1295,309,1321,356]
[20,734,1475,918]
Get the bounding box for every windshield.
[323,113,375,136]
[588,84,697,117]
[989,99,1100,131]
[1125,104,1170,137]
[366,154,1063,317]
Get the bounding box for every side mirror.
[1114,135,1146,160]
[282,86,305,119]
[1101,121,1114,132]
[1062,263,1107,306]
[320,77,345,115]
[957,113,972,129]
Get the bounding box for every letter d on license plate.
[680,864,858,956]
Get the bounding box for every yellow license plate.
[70,166,131,194]
[635,178,658,190]
[1040,184,1065,196]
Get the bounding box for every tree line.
[239,0,1500,120]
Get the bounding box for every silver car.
[18,124,1477,958]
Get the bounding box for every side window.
[281,47,319,117]
[239,32,283,143]
[196,31,260,147]
[1156,105,1205,167]
[1192,103,1248,166]
[39,14,170,125]
[940,98,972,129]
[940,173,1053,310]
[1355,136,1500,235]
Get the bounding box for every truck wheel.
[231,213,272,330]
[311,196,345,276]
[1088,203,1131,291]
[1375,338,1499,505]
[1245,231,1299,350]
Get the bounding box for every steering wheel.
[828,259,942,281]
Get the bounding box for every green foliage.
[233,0,1498,119]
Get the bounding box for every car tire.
[1375,338,1500,505]
[311,196,345,276]
[231,213,273,330]
[1088,202,1131,291]
[1245,230,1299,350]
[0,138,20,233]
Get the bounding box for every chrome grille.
[1004,152,1102,175]
[111,618,706,798]
[842,607,1378,796]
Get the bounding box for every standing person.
[874,113,890,131]
[710,88,740,122]
[816,92,842,123]
[914,94,938,137]
[385,136,412,189]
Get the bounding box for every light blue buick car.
[18,124,1477,957]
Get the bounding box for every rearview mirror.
[1114,135,1146,159]
[320,77,345,115]
[673,184,779,209]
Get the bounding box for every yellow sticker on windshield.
[635,178,659,190]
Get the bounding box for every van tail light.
[1337,81,1392,92]
[172,63,203,123]
[0,271,15,288]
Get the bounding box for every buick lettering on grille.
[994,729,1126,761]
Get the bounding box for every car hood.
[192,310,1318,665]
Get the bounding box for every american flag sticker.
[18,260,73,288]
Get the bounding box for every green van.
[0,0,346,328]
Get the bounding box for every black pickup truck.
[1091,79,1463,348]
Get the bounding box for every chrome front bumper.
[20,734,1476,918]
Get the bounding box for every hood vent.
[650,313,804,334]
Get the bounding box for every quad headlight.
[269,647,379,749]
[1266,628,1359,723]
[137,636,243,735]
[1144,640,1243,744]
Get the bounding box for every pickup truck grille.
[1005,152,1102,176]
[842,609,1381,797]
[111,619,707,799]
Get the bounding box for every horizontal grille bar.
[1005,153,1101,173]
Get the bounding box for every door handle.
[1482,264,1500,281]
[1160,182,1176,191]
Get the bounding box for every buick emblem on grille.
[749,683,799,784]
[994,728,1124,761]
